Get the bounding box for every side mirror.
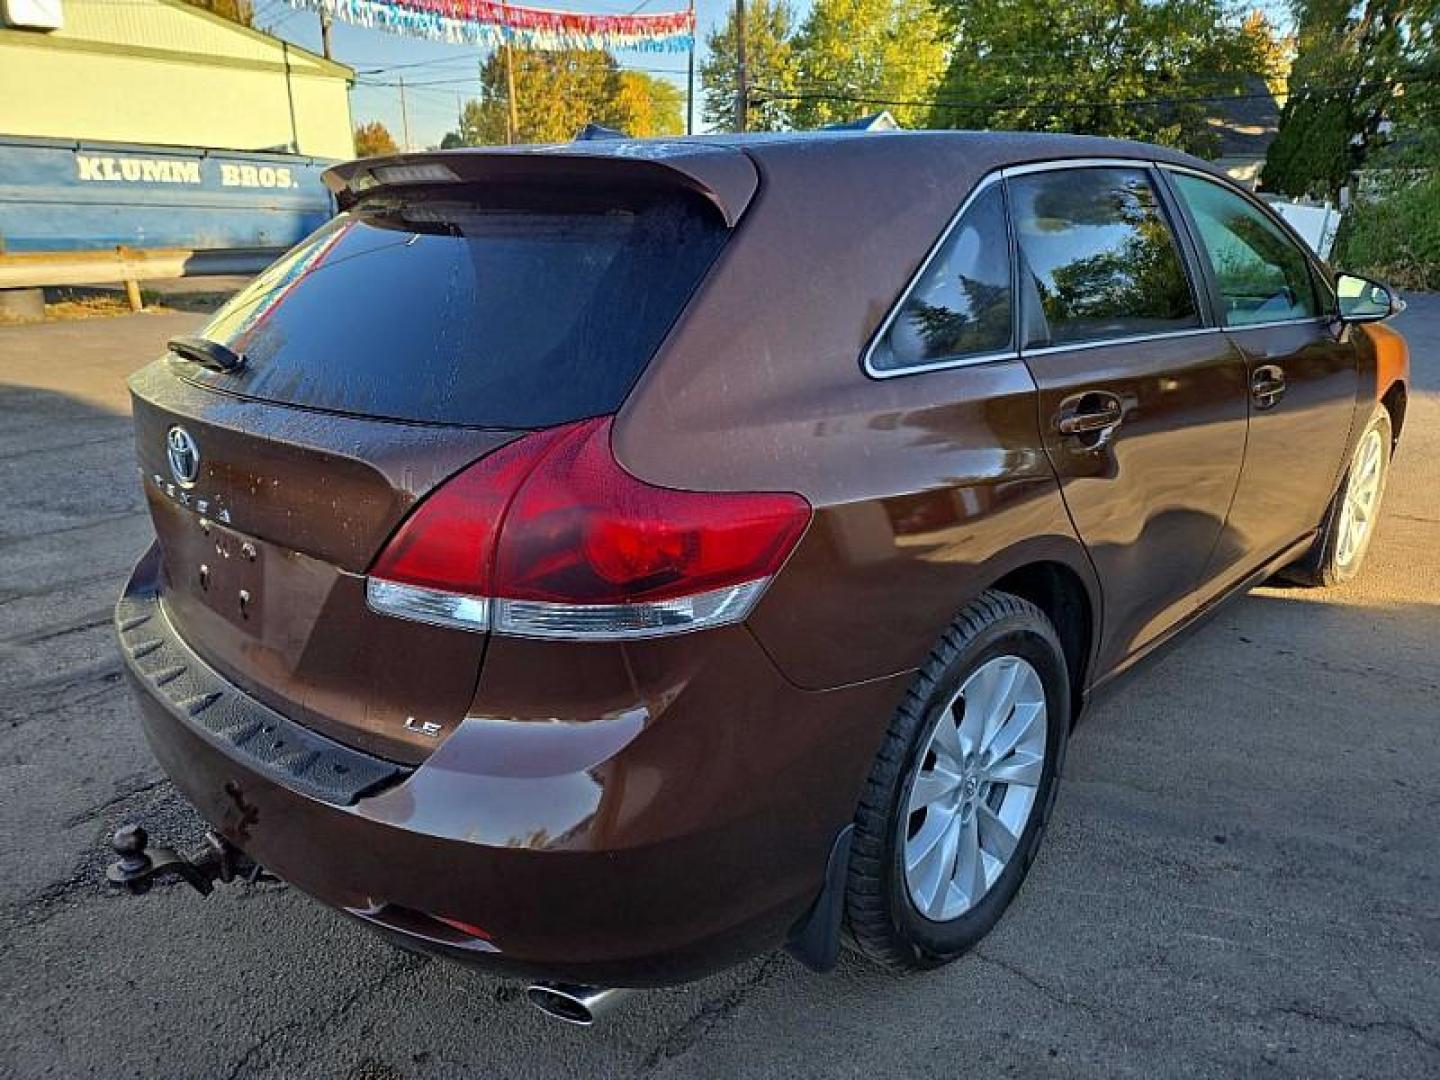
[1336,272,1403,323]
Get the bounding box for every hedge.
[1335,172,1440,292]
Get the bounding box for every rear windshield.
[184,193,728,427]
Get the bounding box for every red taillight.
[367,417,811,638]
[370,425,571,593]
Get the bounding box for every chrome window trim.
[866,348,1022,379]
[861,172,1017,380]
[1154,161,1242,184]
[860,157,1331,378]
[1019,316,1328,358]
[1220,316,1332,332]
[1021,325,1222,358]
[1000,156,1157,178]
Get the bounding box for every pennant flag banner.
[287,0,694,51]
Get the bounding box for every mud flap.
[784,824,853,973]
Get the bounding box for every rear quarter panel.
[615,138,1098,690]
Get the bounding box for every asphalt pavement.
[1,300,1437,1078]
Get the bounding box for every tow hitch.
[106,824,271,896]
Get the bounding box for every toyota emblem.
[166,426,200,488]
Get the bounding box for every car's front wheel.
[844,591,1069,970]
[1286,406,1393,587]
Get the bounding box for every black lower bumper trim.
[116,552,408,806]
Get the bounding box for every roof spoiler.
[323,145,759,227]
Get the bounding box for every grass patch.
[0,284,235,325]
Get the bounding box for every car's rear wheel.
[844,591,1069,970]
[1285,407,1393,587]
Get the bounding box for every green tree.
[928,0,1268,156]
[788,0,946,129]
[612,71,687,136]
[701,0,799,132]
[1240,8,1292,98]
[1262,0,1439,198]
[439,50,683,146]
[353,120,398,157]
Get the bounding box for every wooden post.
[282,41,300,153]
[118,246,143,312]
[399,76,412,151]
[319,8,333,59]
[686,0,695,135]
[503,39,520,145]
[733,0,747,133]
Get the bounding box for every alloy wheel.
[1335,427,1385,571]
[902,655,1047,922]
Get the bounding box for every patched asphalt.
[1,298,1437,1078]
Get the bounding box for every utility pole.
[685,0,695,136]
[732,0,747,133]
[503,40,520,145]
[398,76,412,151]
[318,8,333,59]
[281,41,299,152]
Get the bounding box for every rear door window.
[185,195,728,428]
[1008,167,1200,347]
[1168,172,1320,326]
[870,182,1013,372]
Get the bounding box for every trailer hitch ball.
[105,823,265,896]
[112,825,152,877]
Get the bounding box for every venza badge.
[165,426,200,487]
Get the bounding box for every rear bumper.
[118,544,907,986]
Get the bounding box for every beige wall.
[0,0,354,158]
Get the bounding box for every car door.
[1162,168,1359,591]
[1008,162,1250,674]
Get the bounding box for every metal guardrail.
[0,246,281,310]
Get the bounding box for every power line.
[750,73,1433,114]
[265,5,307,29]
[357,48,690,77]
[358,60,686,87]
[357,53,490,76]
[777,68,1298,99]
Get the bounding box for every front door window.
[1169,172,1320,326]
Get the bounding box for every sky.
[258,0,1295,152]
[258,0,720,148]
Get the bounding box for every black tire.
[1283,406,1393,588]
[844,590,1070,971]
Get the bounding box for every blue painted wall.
[0,135,336,253]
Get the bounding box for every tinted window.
[871,183,1012,371]
[1009,167,1199,346]
[186,196,727,427]
[1170,172,1319,326]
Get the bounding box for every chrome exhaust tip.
[525,983,634,1026]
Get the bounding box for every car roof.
[543,128,1212,171]
[332,130,1220,228]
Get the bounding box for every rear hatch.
[129,151,743,763]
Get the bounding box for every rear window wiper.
[168,335,246,374]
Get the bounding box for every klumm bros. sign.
[0,135,334,252]
[76,154,301,189]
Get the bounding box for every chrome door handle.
[1055,393,1125,437]
[1251,364,1287,410]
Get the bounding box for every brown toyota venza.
[116,131,1410,1019]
